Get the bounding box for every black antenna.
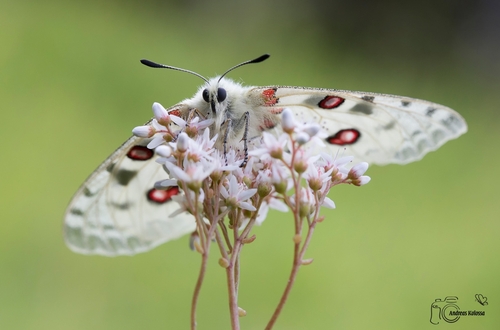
[218,54,270,82]
[140,54,270,84]
[140,59,209,83]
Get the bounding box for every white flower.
[248,132,288,161]
[348,162,371,186]
[220,175,257,211]
[164,160,216,191]
[304,162,334,192]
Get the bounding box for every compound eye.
[217,88,227,102]
[202,89,210,102]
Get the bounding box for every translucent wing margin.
[249,86,467,165]
[63,134,195,256]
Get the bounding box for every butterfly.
[64,54,467,256]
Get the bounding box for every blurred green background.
[1,0,499,329]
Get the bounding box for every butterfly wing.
[63,135,196,256]
[249,86,467,165]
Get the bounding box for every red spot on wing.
[270,107,284,114]
[262,88,279,106]
[169,109,181,117]
[327,129,361,145]
[127,146,154,161]
[259,118,277,131]
[319,96,345,109]
[147,186,179,204]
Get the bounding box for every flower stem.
[265,211,319,329]
[191,249,209,330]
[264,240,301,330]
[226,247,241,330]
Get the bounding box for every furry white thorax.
[182,77,257,150]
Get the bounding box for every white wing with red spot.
[63,136,195,256]
[250,86,467,165]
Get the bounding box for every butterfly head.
[201,78,228,115]
[140,54,270,117]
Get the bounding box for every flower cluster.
[132,103,370,229]
[131,102,371,329]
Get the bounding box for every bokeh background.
[2,0,499,329]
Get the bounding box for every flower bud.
[293,234,302,244]
[301,258,314,265]
[294,159,308,174]
[257,182,272,198]
[281,108,296,133]
[273,180,287,194]
[218,257,230,268]
[132,125,154,138]
[238,307,247,317]
[177,132,189,153]
[152,102,171,126]
[308,177,322,192]
[242,234,256,244]
[296,132,310,145]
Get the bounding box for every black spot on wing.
[115,169,138,186]
[110,201,132,210]
[350,103,373,115]
[106,162,115,173]
[361,95,375,102]
[426,107,437,117]
[401,101,411,107]
[383,120,396,130]
[83,187,97,197]
[70,208,84,216]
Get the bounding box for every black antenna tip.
[251,54,270,64]
[140,59,162,68]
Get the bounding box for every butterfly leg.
[187,108,207,121]
[222,118,232,166]
[231,112,250,167]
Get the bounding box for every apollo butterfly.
[64,54,467,256]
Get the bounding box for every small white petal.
[269,198,288,212]
[238,188,257,201]
[132,125,153,138]
[281,108,296,132]
[196,118,214,130]
[152,102,168,121]
[303,123,321,137]
[351,162,369,177]
[255,203,269,225]
[335,155,354,167]
[358,176,371,185]
[170,115,187,127]
[228,175,239,196]
[296,132,310,145]
[147,135,165,149]
[177,132,189,152]
[155,145,172,157]
[238,201,256,211]
[322,197,336,209]
[220,185,229,199]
